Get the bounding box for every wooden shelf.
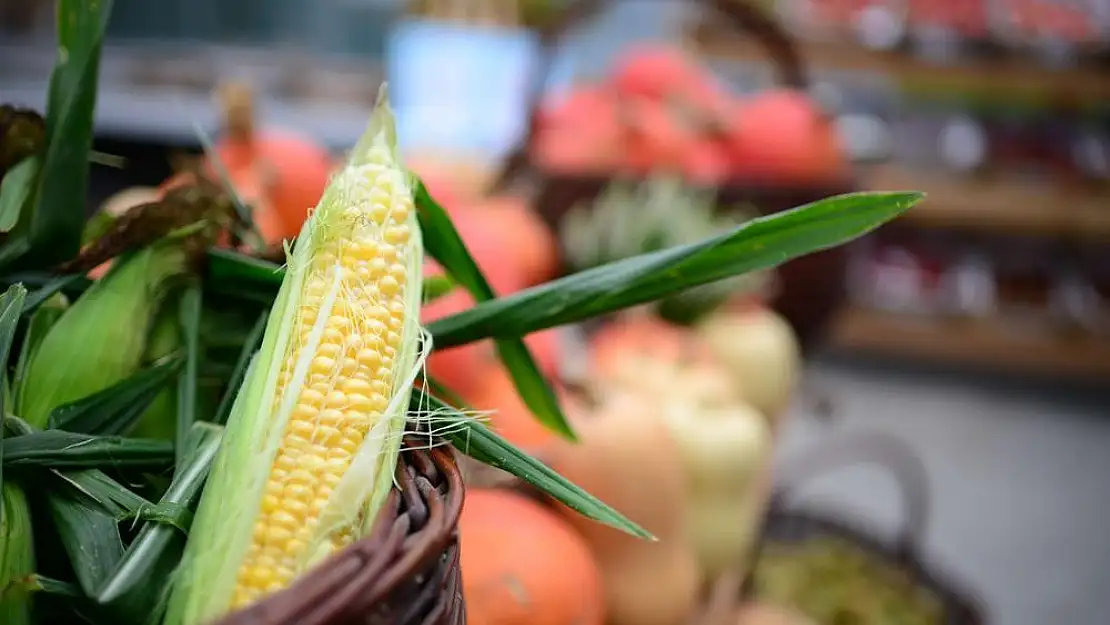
[866,167,1110,240]
[830,307,1110,381]
[687,29,1110,103]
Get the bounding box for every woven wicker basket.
[216,436,467,625]
[489,0,858,353]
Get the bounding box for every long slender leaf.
[0,157,40,233]
[23,0,116,268]
[411,389,649,539]
[212,312,266,426]
[429,192,923,346]
[20,274,87,316]
[0,285,28,493]
[48,469,151,519]
[414,181,572,440]
[95,423,222,625]
[2,430,173,470]
[175,283,202,465]
[46,477,126,598]
[47,358,183,435]
[1,272,90,300]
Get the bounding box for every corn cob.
[17,235,196,428]
[0,482,33,625]
[166,87,427,624]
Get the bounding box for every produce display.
[532,45,847,187]
[0,4,934,625]
[751,537,946,625]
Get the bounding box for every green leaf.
[2,429,174,471]
[175,283,202,465]
[20,274,87,316]
[0,157,40,234]
[47,358,183,435]
[422,274,454,303]
[414,182,572,440]
[48,469,151,519]
[1,272,90,301]
[206,249,281,288]
[94,423,222,625]
[412,389,651,539]
[23,0,116,268]
[46,475,126,599]
[0,285,28,492]
[429,192,923,346]
[212,312,266,426]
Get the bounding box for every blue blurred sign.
[386,20,548,158]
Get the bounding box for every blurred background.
[2,1,1109,624]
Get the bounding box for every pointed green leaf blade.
[0,284,28,492]
[429,192,923,345]
[95,423,222,624]
[414,181,572,441]
[0,157,40,233]
[2,430,174,470]
[25,0,116,268]
[47,358,183,436]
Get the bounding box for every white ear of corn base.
[165,86,428,625]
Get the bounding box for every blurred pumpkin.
[460,489,605,625]
[209,82,334,240]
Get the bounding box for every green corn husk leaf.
[16,235,195,429]
[413,181,572,441]
[166,86,428,625]
[1,428,174,470]
[0,483,33,625]
[428,191,924,346]
[94,422,222,625]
